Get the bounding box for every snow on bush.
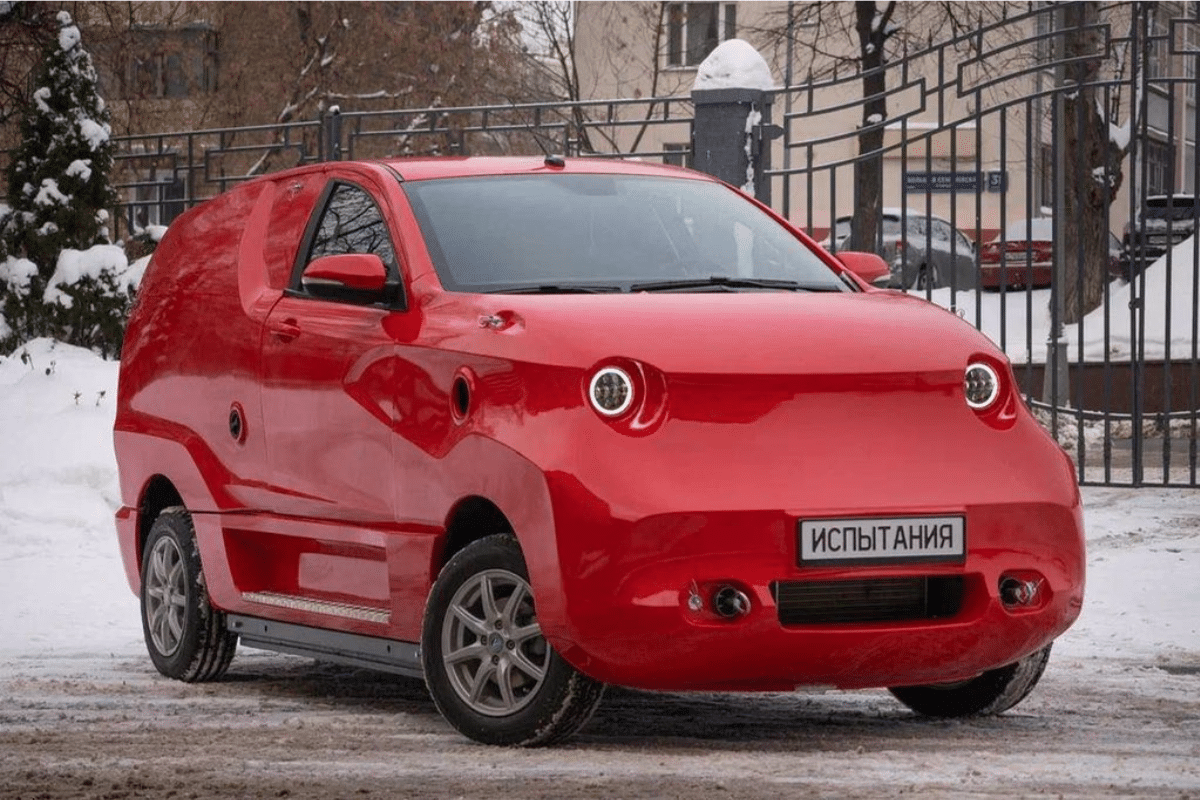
[44,245,135,309]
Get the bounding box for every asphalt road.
[2,646,1197,799]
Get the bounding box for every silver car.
[830,209,977,290]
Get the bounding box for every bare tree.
[0,2,57,142]
[1060,1,1128,323]
[519,1,685,155]
[847,1,896,253]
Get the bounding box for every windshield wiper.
[486,284,623,294]
[630,276,836,292]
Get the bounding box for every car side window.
[905,217,928,238]
[307,183,399,277]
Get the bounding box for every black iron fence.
[2,3,1196,488]
[103,96,695,234]
[768,3,1199,488]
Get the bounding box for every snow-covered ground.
[0,338,1197,797]
[917,236,1200,364]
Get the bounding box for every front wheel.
[889,644,1053,718]
[421,534,604,746]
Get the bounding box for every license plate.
[798,516,965,566]
[1003,252,1037,263]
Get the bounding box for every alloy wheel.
[144,535,188,656]
[440,568,549,717]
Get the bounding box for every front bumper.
[545,500,1083,691]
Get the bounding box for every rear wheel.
[889,644,1052,717]
[140,507,237,682]
[421,534,604,746]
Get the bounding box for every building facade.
[574,1,1198,243]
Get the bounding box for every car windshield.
[402,173,847,293]
[1141,196,1198,222]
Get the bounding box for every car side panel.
[114,167,329,595]
[219,165,433,630]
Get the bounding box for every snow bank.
[0,339,136,656]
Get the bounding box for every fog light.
[964,362,1000,410]
[713,586,751,618]
[1000,576,1041,608]
[589,367,633,416]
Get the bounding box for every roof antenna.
[544,154,566,168]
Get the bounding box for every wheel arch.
[423,436,569,650]
[136,474,184,571]
[437,495,514,574]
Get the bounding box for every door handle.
[268,318,301,342]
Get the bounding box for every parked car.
[978,218,1123,289]
[114,156,1085,747]
[1121,194,1199,279]
[827,209,978,290]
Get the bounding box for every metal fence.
[767,3,1199,489]
[3,3,1196,488]
[104,96,695,235]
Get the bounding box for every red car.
[114,156,1085,746]
[978,218,1123,289]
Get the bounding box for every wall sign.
[904,171,1007,193]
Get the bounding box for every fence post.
[690,88,777,204]
[322,106,343,162]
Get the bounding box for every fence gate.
[769,2,1199,488]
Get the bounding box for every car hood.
[418,289,1000,375]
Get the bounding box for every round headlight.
[964,362,1000,410]
[589,367,633,416]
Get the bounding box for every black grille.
[774,576,963,625]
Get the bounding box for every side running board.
[228,614,423,678]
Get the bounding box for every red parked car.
[114,156,1085,746]
[978,218,1123,289]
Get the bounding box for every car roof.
[834,208,957,225]
[377,155,711,183]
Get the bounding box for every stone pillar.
[690,88,776,205]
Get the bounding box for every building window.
[1034,2,1054,66]
[663,143,690,167]
[1145,137,1174,195]
[1185,13,1198,103]
[129,174,186,230]
[126,25,218,99]
[1148,9,1170,81]
[667,3,736,67]
[1185,140,1196,193]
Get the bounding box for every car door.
[253,176,405,619]
[951,225,978,288]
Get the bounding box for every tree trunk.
[1061,1,1123,324]
[849,2,890,254]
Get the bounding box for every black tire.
[912,262,941,291]
[421,534,604,746]
[889,644,1053,718]
[140,507,237,682]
